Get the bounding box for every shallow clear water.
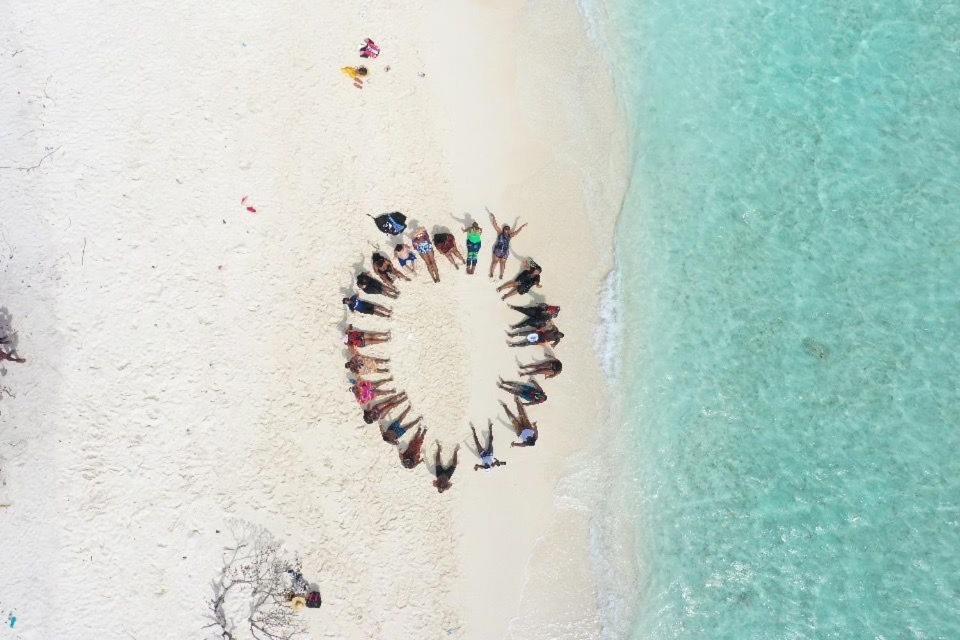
[598,0,960,637]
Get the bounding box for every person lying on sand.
[359,38,380,58]
[508,303,560,329]
[487,207,527,279]
[394,243,418,275]
[343,294,392,317]
[507,325,564,348]
[502,398,538,447]
[472,421,507,471]
[400,426,428,469]
[341,65,368,89]
[462,221,482,275]
[351,377,395,405]
[345,352,390,375]
[344,324,390,348]
[519,357,562,379]
[497,260,542,299]
[356,272,399,298]
[433,442,460,493]
[363,391,408,423]
[0,336,25,364]
[372,251,410,284]
[496,377,547,406]
[433,232,466,270]
[411,229,441,283]
[381,406,423,444]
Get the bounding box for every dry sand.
[0,1,628,638]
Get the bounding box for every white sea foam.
[596,267,623,381]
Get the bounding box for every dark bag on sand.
[370,212,407,235]
[306,591,322,608]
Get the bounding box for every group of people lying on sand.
[341,211,564,492]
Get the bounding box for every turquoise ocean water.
[594,0,960,637]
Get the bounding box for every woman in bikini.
[471,421,507,471]
[497,260,542,300]
[433,231,466,269]
[363,391,408,424]
[351,377,395,406]
[400,426,428,469]
[394,243,419,275]
[343,324,390,348]
[341,65,368,89]
[356,272,399,298]
[372,251,410,284]
[380,406,423,444]
[496,376,547,406]
[345,351,390,375]
[507,325,564,349]
[502,398,538,447]
[519,357,562,379]
[432,442,461,493]
[487,207,527,279]
[509,303,560,329]
[343,294,392,317]
[411,229,441,283]
[462,221,482,275]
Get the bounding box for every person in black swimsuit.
[497,260,542,300]
[519,357,562,379]
[372,252,410,284]
[509,303,560,329]
[432,442,460,493]
[356,272,399,298]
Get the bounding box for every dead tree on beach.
[205,522,309,640]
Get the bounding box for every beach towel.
[371,212,407,235]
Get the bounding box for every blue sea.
[593,0,960,637]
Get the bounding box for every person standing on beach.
[372,251,410,284]
[502,398,538,447]
[356,271,399,298]
[496,377,547,405]
[345,351,390,375]
[487,207,527,279]
[400,426,428,469]
[394,243,419,275]
[411,229,441,283]
[519,357,562,379]
[432,442,460,493]
[462,221,482,275]
[471,421,507,471]
[343,294,392,317]
[344,324,390,348]
[363,391,408,424]
[507,325,564,348]
[381,406,423,444]
[509,303,560,329]
[433,231,466,269]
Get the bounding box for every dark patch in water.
[801,337,829,360]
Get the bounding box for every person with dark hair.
[432,442,460,493]
[359,37,380,58]
[341,65,368,89]
[343,294,392,317]
[363,392,408,424]
[343,324,390,348]
[507,325,564,348]
[351,377,395,405]
[519,357,562,379]
[433,231,466,269]
[345,351,390,375]
[497,260,542,299]
[471,421,507,471]
[411,229,440,283]
[356,271,399,298]
[508,303,560,329]
[394,243,418,275]
[502,398,538,447]
[372,251,410,284]
[381,406,423,444]
[487,207,527,279]
[462,221,482,275]
[0,336,25,364]
[400,426,428,469]
[496,377,547,405]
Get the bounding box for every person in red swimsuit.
[433,232,466,270]
[343,324,390,348]
[400,425,428,468]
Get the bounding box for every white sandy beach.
[0,2,628,639]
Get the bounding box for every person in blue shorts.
[342,293,392,317]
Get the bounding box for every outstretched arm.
[511,222,528,236]
[486,207,502,233]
